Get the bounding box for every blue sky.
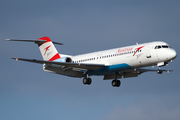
[1,0,180,120]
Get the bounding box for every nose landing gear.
[157,69,163,74]
[157,66,163,74]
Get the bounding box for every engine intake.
[66,57,72,62]
[57,57,72,63]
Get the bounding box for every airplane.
[6,36,177,87]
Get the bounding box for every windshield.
[154,45,171,49]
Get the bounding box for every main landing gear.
[82,72,121,87]
[111,72,121,87]
[112,80,121,87]
[83,77,92,85]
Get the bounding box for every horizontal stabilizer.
[5,39,63,45]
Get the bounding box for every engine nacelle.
[57,57,72,63]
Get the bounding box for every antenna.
[136,42,138,45]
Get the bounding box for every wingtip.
[5,39,10,41]
[12,58,19,61]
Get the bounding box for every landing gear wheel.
[112,80,116,87]
[83,78,92,85]
[112,80,121,87]
[157,69,163,74]
[116,80,121,87]
[87,78,92,85]
[83,78,88,84]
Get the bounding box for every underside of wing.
[12,58,105,70]
[123,72,143,78]
[103,71,143,80]
[103,68,172,80]
[137,68,173,73]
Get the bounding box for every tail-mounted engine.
[43,57,72,71]
[57,57,72,63]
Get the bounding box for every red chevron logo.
[133,46,144,56]
[44,45,51,55]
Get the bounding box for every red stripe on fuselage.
[49,53,61,61]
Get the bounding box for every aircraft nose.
[169,49,177,60]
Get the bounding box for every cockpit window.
[162,45,169,48]
[158,46,162,49]
[155,45,171,49]
[155,46,162,49]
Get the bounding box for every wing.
[12,58,105,70]
[103,68,172,80]
[137,68,173,73]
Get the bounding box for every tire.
[83,78,87,84]
[87,78,92,85]
[112,80,121,87]
[116,80,121,87]
[157,69,163,74]
[83,78,92,85]
[112,80,116,87]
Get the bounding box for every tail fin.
[6,36,64,61]
[37,37,61,61]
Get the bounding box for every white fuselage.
[71,41,176,67]
[44,41,176,77]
